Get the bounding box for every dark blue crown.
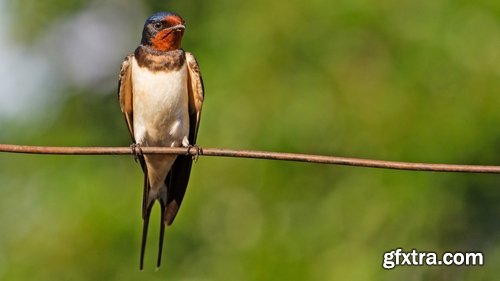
[144,12,178,25]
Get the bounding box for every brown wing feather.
[164,52,204,225]
[118,54,135,140]
[185,52,205,142]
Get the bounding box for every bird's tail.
[140,173,167,270]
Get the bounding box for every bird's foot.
[130,143,143,162]
[187,144,202,162]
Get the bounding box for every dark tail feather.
[164,156,193,225]
[140,200,154,270]
[140,162,151,270]
[142,171,149,219]
[157,200,166,268]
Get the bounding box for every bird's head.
[141,12,185,52]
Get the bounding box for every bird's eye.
[153,22,163,29]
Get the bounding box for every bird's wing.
[185,52,205,142]
[118,54,135,140]
[164,52,205,225]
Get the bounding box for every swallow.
[118,11,204,270]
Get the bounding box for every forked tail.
[140,175,167,270]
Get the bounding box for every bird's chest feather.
[131,57,189,146]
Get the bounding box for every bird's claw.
[130,143,143,162]
[187,145,202,162]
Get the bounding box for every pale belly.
[131,59,190,147]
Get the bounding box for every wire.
[1,143,499,174]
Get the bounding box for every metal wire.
[1,143,499,174]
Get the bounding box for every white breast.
[131,57,190,147]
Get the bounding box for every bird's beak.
[169,24,185,31]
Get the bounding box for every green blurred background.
[0,0,499,280]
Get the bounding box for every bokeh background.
[0,0,499,280]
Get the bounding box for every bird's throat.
[152,30,183,52]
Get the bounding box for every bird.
[117,11,204,270]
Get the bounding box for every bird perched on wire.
[117,11,204,270]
